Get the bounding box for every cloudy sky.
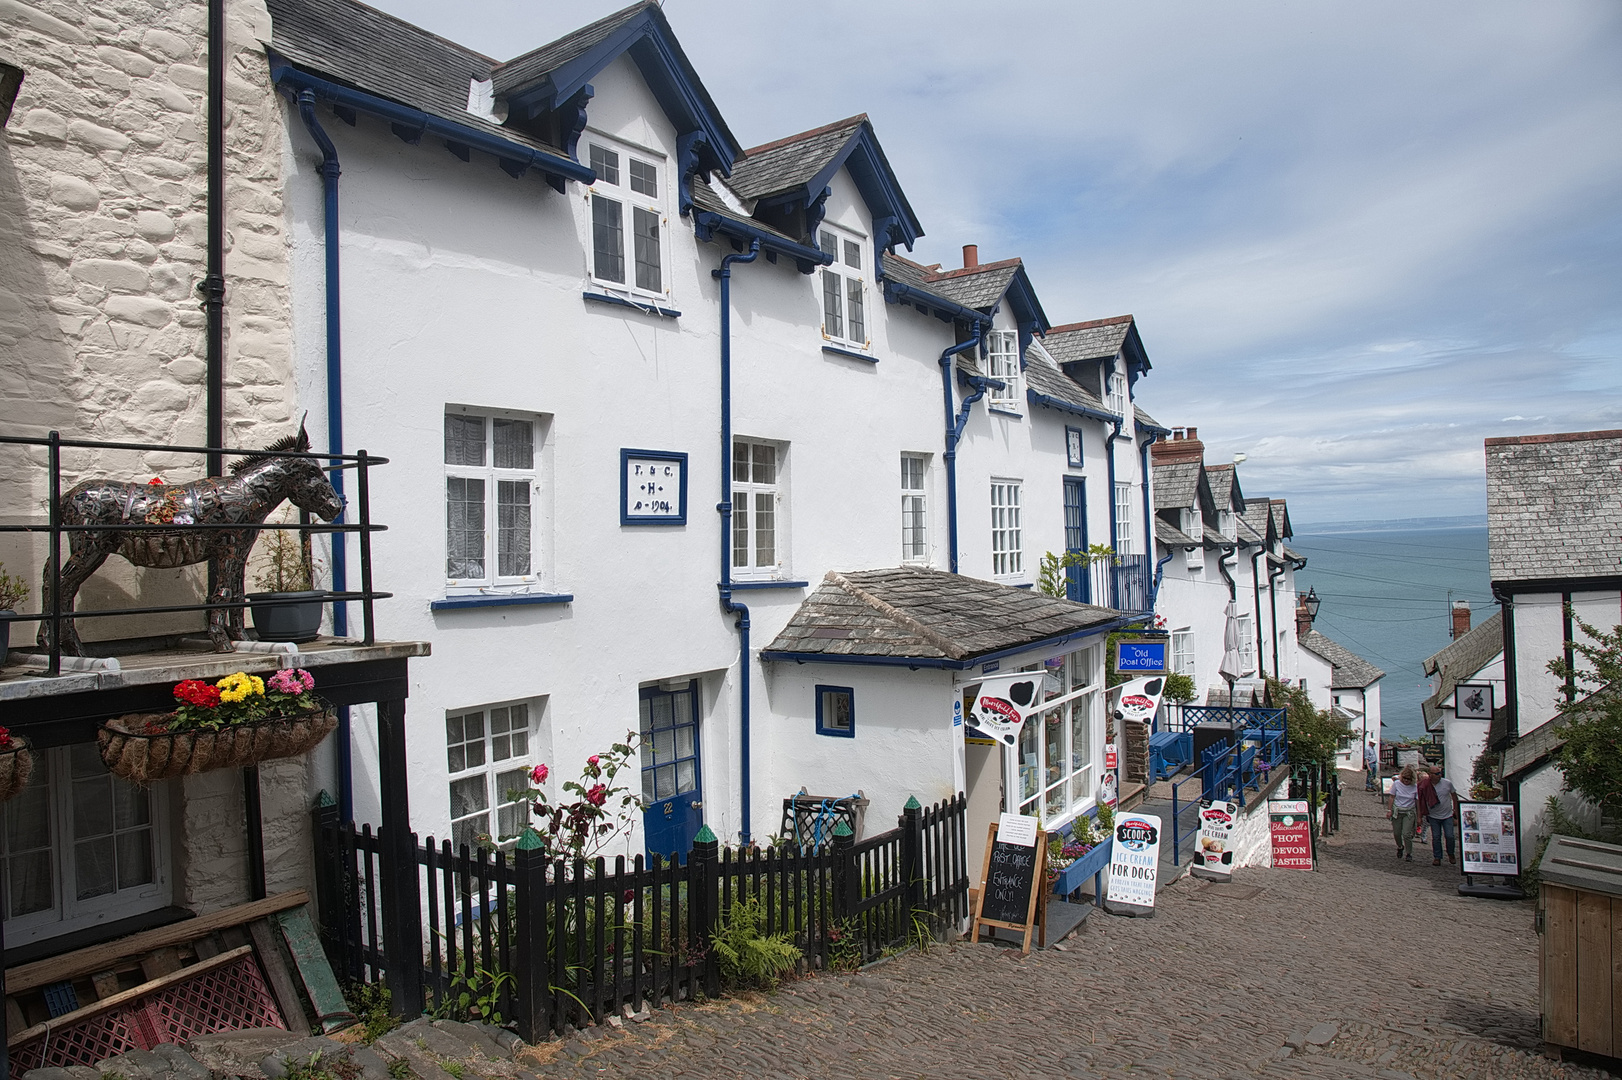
[369,0,1622,526]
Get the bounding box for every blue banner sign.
[1115,638,1168,673]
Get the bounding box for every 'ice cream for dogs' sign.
[1111,676,1165,725]
[965,672,1046,746]
[1106,812,1163,911]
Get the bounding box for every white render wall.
[1157,546,1243,702]
[1436,649,1503,785]
[1509,591,1622,736]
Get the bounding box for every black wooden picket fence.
[312,793,968,1041]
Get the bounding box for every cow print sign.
[966,673,1044,745]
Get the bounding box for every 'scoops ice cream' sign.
[965,672,1046,746]
[1106,812,1163,911]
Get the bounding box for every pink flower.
[587,755,600,767]
[267,668,316,696]
[585,784,607,807]
[530,763,549,785]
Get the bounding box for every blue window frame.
[620,448,688,525]
[815,685,855,738]
[1064,477,1088,602]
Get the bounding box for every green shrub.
[1162,673,1197,704]
[343,981,397,1044]
[711,896,800,990]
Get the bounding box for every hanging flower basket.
[98,669,335,781]
[0,729,34,802]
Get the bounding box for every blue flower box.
[1051,836,1113,905]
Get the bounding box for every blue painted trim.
[761,613,1146,669]
[1141,429,1164,607]
[940,326,988,574]
[799,122,923,251]
[270,58,595,186]
[431,593,574,611]
[1028,389,1120,425]
[620,448,689,525]
[695,211,828,274]
[882,269,993,326]
[583,291,681,319]
[822,344,877,364]
[724,580,810,591]
[1066,425,1086,468]
[1014,583,1035,590]
[814,685,857,738]
[988,406,1023,419]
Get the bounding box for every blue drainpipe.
[938,324,986,573]
[1141,429,1165,610]
[714,239,760,844]
[294,88,353,822]
[1104,415,1123,605]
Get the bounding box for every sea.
[1290,519,1491,742]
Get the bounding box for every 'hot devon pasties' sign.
[1269,799,1313,870]
[1106,812,1162,910]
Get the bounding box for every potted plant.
[247,517,326,644]
[99,668,336,780]
[0,726,34,801]
[0,561,28,669]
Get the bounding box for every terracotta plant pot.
[0,738,34,801]
[98,706,337,781]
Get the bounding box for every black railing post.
[1308,764,1320,867]
[513,828,551,1042]
[356,449,374,644]
[376,697,423,1016]
[690,826,720,998]
[46,429,61,676]
[901,796,924,920]
[311,791,340,952]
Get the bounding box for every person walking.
[1388,764,1420,860]
[1364,742,1380,791]
[1424,765,1459,865]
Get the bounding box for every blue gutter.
[693,211,828,273]
[1104,415,1123,604]
[761,612,1146,670]
[1026,390,1119,426]
[884,275,992,327]
[271,60,596,187]
[714,239,760,845]
[1141,428,1165,609]
[289,86,353,823]
[939,325,989,573]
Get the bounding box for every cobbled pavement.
[522,776,1616,1080]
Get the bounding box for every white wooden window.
[733,439,783,575]
[445,409,539,589]
[1014,649,1103,826]
[901,454,928,563]
[816,227,867,350]
[588,140,667,298]
[1236,614,1255,674]
[1172,629,1196,678]
[986,330,1020,410]
[991,479,1022,577]
[446,702,533,851]
[1114,481,1134,556]
[1,745,170,946]
[1106,371,1127,416]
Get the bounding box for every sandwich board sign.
[1105,812,1162,916]
[1269,799,1313,870]
[1191,799,1239,881]
[971,813,1048,954]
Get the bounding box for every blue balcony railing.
[1068,554,1153,613]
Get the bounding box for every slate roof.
[727,115,867,201]
[691,178,802,246]
[1204,525,1235,549]
[1136,405,1168,433]
[1300,630,1384,689]
[1236,517,1265,545]
[1155,519,1199,548]
[761,567,1123,663]
[1045,317,1133,365]
[922,259,1023,311]
[491,2,646,96]
[881,252,980,316]
[1418,610,1505,728]
[267,0,578,169]
[1206,463,1241,510]
[1240,498,1273,544]
[1025,347,1113,417]
[1485,430,1622,585]
[1154,461,1201,512]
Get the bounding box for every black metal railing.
[313,793,969,1041]
[0,430,391,675]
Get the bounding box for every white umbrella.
[1218,600,1245,706]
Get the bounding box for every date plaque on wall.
[621,449,688,525]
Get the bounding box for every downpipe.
[714,240,760,844]
[938,323,986,574]
[1141,430,1163,609]
[1268,560,1287,682]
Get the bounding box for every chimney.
[962,244,978,269]
[1186,427,1197,440]
[1296,598,1314,639]
[1451,601,1471,640]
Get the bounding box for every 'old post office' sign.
[620,449,688,525]
[1115,638,1168,674]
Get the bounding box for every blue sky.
[366,0,1622,526]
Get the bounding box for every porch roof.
[761,566,1132,669]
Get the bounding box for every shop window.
[1015,649,1102,826]
[816,686,855,738]
[446,701,534,850]
[1,745,171,946]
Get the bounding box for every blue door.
[1064,477,1089,602]
[640,681,703,859]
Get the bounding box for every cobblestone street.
[524,776,1615,1080]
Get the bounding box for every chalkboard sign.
[971,816,1048,954]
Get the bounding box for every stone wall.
[175,754,314,915]
[0,0,294,642]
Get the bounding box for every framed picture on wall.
[1454,683,1493,720]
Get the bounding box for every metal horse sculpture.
[39,425,344,655]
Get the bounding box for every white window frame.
[586,136,670,302]
[816,225,869,351]
[901,453,929,565]
[1236,614,1255,674]
[446,700,536,851]
[2,745,172,947]
[990,479,1023,579]
[445,407,542,592]
[1106,370,1127,416]
[1114,482,1134,556]
[986,330,1021,412]
[732,438,786,579]
[1012,648,1103,829]
[1172,628,1196,678]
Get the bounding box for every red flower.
[174,679,221,707]
[587,755,600,767]
[0,726,11,748]
[585,784,607,807]
[622,889,635,904]
[148,477,164,485]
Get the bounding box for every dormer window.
[588,139,667,299]
[817,227,867,350]
[986,330,1020,412]
[1106,371,1127,416]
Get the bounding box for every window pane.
[497,480,532,577]
[652,694,674,730]
[589,144,619,186]
[633,206,662,292]
[449,775,488,820]
[733,441,750,483]
[732,490,749,568]
[656,764,676,800]
[113,778,150,830]
[8,850,53,917]
[639,697,652,735]
[1071,700,1090,771]
[508,704,529,757]
[116,830,154,890]
[846,277,864,342]
[74,777,112,839]
[676,759,696,794]
[629,158,657,196]
[492,419,533,469]
[675,725,694,760]
[495,767,530,840]
[654,729,675,765]
[821,270,843,337]
[901,456,924,491]
[821,690,852,731]
[6,781,50,853]
[451,814,488,854]
[754,491,775,567]
[903,494,926,560]
[842,239,860,270]
[819,231,837,259]
[444,414,486,467]
[1019,721,1038,800]
[751,444,776,485]
[446,477,486,579]
[592,196,625,283]
[75,837,116,899]
[641,767,655,804]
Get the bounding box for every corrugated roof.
[762,566,1123,663]
[1300,630,1384,689]
[727,115,866,201]
[1486,429,1622,585]
[1045,317,1132,365]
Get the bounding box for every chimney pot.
[1451,601,1471,640]
[1297,598,1314,638]
[962,244,978,269]
[1187,427,1198,440]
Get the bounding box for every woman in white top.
[1387,764,1420,861]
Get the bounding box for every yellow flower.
[216,672,265,703]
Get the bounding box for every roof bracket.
[444,139,470,161]
[499,158,528,179]
[390,119,426,145]
[332,104,357,127]
[804,186,831,245]
[561,84,593,162]
[677,129,709,217]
